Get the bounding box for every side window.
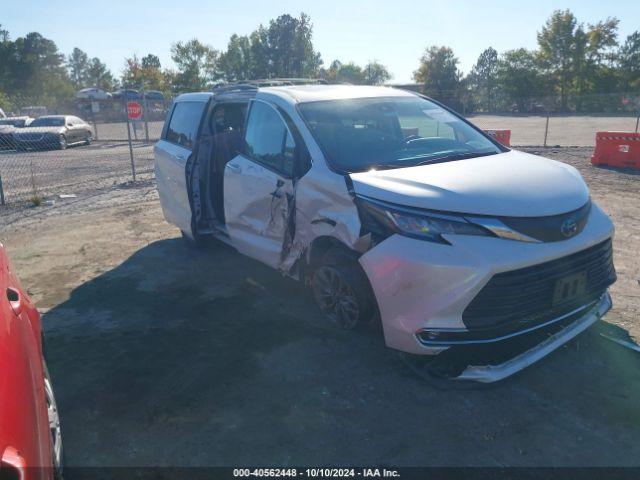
[165,101,206,150]
[243,101,294,177]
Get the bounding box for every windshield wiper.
[358,150,500,172]
[414,150,498,166]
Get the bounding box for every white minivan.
[154,83,616,382]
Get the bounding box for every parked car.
[76,87,111,100]
[19,106,48,118]
[111,89,140,100]
[154,84,616,383]
[143,90,165,100]
[0,243,63,479]
[13,115,93,151]
[0,116,32,150]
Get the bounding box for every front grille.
[498,201,591,242]
[463,239,616,331]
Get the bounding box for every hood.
[14,126,64,136]
[349,150,589,217]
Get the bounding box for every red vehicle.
[0,244,62,479]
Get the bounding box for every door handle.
[6,287,23,316]
[227,162,241,173]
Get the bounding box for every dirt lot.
[469,115,639,146]
[1,147,639,467]
[0,141,153,204]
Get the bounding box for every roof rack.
[212,78,327,93]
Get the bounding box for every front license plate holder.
[553,271,587,306]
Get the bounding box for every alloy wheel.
[44,363,63,473]
[312,266,360,329]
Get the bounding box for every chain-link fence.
[0,92,165,207]
[1,89,639,209]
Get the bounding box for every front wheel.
[43,362,64,478]
[58,135,67,150]
[311,255,375,329]
[84,134,92,145]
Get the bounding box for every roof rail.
[213,78,327,91]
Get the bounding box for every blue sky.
[3,0,639,83]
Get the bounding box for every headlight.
[356,196,494,244]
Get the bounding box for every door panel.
[154,140,193,234]
[224,155,294,268]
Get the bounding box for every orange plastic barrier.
[591,132,640,169]
[484,129,511,147]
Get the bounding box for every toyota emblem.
[561,217,578,238]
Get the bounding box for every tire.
[311,250,375,329]
[43,361,64,479]
[58,135,67,150]
[84,134,92,146]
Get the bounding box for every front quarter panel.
[359,203,615,354]
[0,246,51,472]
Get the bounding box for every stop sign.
[126,101,142,120]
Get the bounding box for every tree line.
[422,10,640,113]
[1,10,639,114]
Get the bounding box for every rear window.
[165,101,206,150]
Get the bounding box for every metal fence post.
[142,93,150,143]
[91,108,99,141]
[635,114,639,133]
[543,113,550,147]
[0,174,5,206]
[125,104,137,182]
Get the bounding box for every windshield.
[30,117,65,127]
[0,119,24,127]
[298,96,503,172]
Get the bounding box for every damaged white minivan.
[154,83,616,382]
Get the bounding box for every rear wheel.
[43,362,63,478]
[84,133,92,145]
[311,251,375,329]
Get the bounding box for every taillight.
[0,446,25,480]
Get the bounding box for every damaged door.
[224,100,296,269]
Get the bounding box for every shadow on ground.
[42,238,640,468]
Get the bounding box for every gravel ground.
[0,141,153,205]
[469,115,639,146]
[0,147,638,468]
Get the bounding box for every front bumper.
[358,203,615,359]
[454,291,611,382]
[13,136,58,149]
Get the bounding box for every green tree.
[11,32,73,106]
[86,57,115,91]
[363,61,392,85]
[248,26,270,79]
[170,39,220,91]
[141,54,161,70]
[496,48,544,112]
[619,31,640,92]
[265,13,322,77]
[413,46,462,108]
[122,53,167,91]
[537,10,581,110]
[219,34,252,81]
[322,60,364,83]
[468,47,499,111]
[67,47,89,88]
